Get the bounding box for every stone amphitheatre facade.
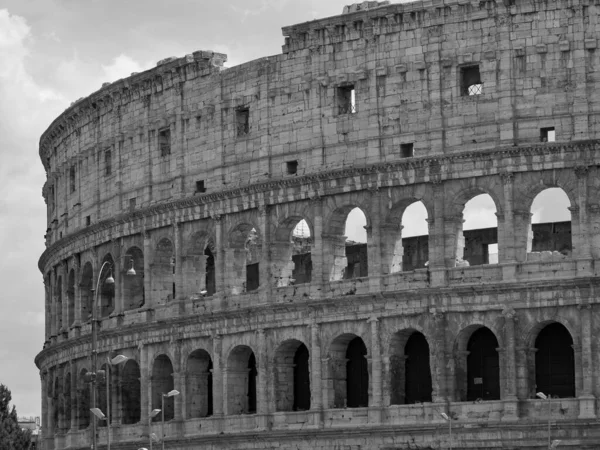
[36,0,600,448]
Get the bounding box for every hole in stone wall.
[159,128,171,156]
[343,208,368,279]
[540,127,555,142]
[529,188,571,255]
[461,194,498,266]
[291,220,312,285]
[461,65,482,96]
[337,85,356,115]
[195,180,206,193]
[286,160,298,175]
[401,201,429,271]
[400,143,414,158]
[236,107,250,137]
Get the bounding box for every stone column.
[139,343,149,421]
[258,206,272,303]
[512,211,532,263]
[50,270,57,342]
[310,323,323,425]
[213,215,225,305]
[578,303,596,418]
[428,182,446,286]
[70,364,78,430]
[502,307,518,420]
[368,317,382,423]
[310,197,324,298]
[44,274,52,343]
[41,372,49,440]
[211,334,224,424]
[257,329,268,428]
[73,257,82,327]
[143,231,152,308]
[516,347,535,400]
[173,341,183,422]
[113,239,124,315]
[430,310,447,402]
[366,189,382,292]
[500,172,516,265]
[173,222,184,301]
[60,262,68,333]
[575,166,592,275]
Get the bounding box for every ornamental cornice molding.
[39,139,600,272]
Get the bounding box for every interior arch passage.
[121,360,141,424]
[390,331,432,405]
[329,334,369,408]
[274,339,311,411]
[535,322,575,398]
[152,355,175,421]
[466,327,500,401]
[187,349,213,418]
[226,345,257,415]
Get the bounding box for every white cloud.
[101,53,150,83]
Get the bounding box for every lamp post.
[148,409,161,450]
[105,354,129,450]
[89,258,136,450]
[440,412,452,450]
[161,390,180,450]
[536,392,553,449]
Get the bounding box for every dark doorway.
[247,353,257,413]
[205,247,216,296]
[121,360,141,424]
[467,327,500,401]
[246,263,259,292]
[346,337,368,407]
[535,323,575,398]
[207,359,213,416]
[293,344,311,410]
[405,332,432,403]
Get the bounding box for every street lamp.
[148,409,161,450]
[89,257,136,450]
[440,412,453,449]
[536,392,554,449]
[161,390,180,450]
[105,354,129,450]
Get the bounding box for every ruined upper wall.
[40,0,600,245]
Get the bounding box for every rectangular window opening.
[337,85,356,115]
[85,216,91,227]
[286,160,298,175]
[195,180,206,193]
[487,243,499,264]
[461,65,482,96]
[69,166,76,193]
[246,263,260,292]
[236,107,250,137]
[105,150,112,176]
[158,128,171,156]
[540,127,555,142]
[400,143,414,158]
[129,198,137,212]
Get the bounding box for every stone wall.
[36,1,600,449]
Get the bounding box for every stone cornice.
[38,139,599,272]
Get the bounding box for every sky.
[0,0,570,420]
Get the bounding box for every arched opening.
[343,208,368,279]
[67,270,75,327]
[204,245,216,296]
[226,345,256,415]
[346,337,369,407]
[53,377,60,430]
[291,220,312,285]
[187,349,213,418]
[466,327,500,401]
[153,239,175,304]
[77,369,90,429]
[390,330,432,405]
[80,263,93,322]
[227,224,262,294]
[274,340,310,411]
[529,188,572,256]
[535,323,575,398]
[123,247,144,310]
[100,254,115,318]
[121,360,141,424]
[461,194,498,266]
[63,372,71,430]
[152,355,175,421]
[55,276,63,332]
[400,202,429,271]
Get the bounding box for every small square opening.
[85,216,91,226]
[69,166,76,193]
[196,180,206,193]
[105,150,112,176]
[129,198,136,212]
[286,160,298,175]
[461,66,482,96]
[540,127,555,142]
[337,85,356,115]
[400,143,414,158]
[236,107,250,137]
[158,128,171,156]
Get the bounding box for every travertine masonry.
[37,1,600,449]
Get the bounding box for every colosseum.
[35,0,600,449]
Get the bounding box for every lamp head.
[110,354,129,365]
[105,270,115,285]
[164,389,180,397]
[90,408,106,420]
[126,257,136,276]
[440,412,449,421]
[536,392,548,400]
[149,408,161,418]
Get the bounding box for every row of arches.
[46,321,575,431]
[45,187,572,337]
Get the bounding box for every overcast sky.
[0,0,569,420]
